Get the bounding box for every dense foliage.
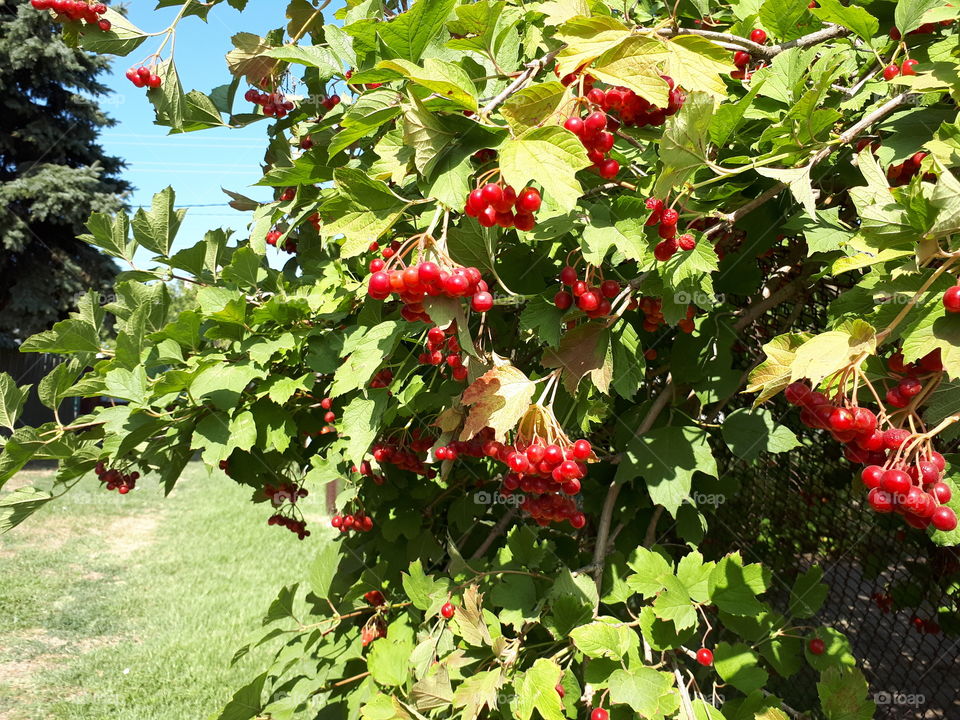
[0,0,128,346]
[4,0,960,717]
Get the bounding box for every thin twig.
[469,508,517,560]
[480,48,563,116]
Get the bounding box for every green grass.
[0,461,316,720]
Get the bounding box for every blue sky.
[99,0,344,267]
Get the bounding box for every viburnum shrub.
[4,1,960,718]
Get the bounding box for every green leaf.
[707,553,771,616]
[214,671,266,720]
[675,551,715,604]
[653,574,698,631]
[80,211,136,262]
[319,169,410,258]
[368,626,413,686]
[809,0,878,39]
[0,374,30,431]
[756,166,817,217]
[149,58,187,132]
[191,363,263,411]
[582,198,652,265]
[607,667,678,718]
[617,426,717,517]
[0,487,52,534]
[570,619,635,660]
[789,567,828,618]
[378,58,478,111]
[401,559,450,612]
[626,546,673,598]
[131,186,185,257]
[501,81,569,132]
[331,322,404,397]
[340,392,388,469]
[222,246,268,289]
[714,642,769,694]
[499,125,592,211]
[79,6,148,56]
[759,0,813,41]
[895,0,944,34]
[377,0,458,61]
[329,94,402,158]
[722,408,800,462]
[746,333,810,404]
[38,361,82,412]
[262,45,341,76]
[519,296,564,348]
[817,667,876,720]
[655,92,713,195]
[515,658,564,720]
[611,321,643,400]
[804,627,856,670]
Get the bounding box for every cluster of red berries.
[314,396,337,434]
[264,482,308,506]
[785,369,958,533]
[889,20,953,40]
[319,94,341,111]
[30,0,110,30]
[882,59,920,80]
[637,297,696,334]
[492,437,592,527]
[267,514,310,539]
[586,77,685,129]
[94,462,138,494]
[464,182,542,231]
[266,229,297,254]
[369,368,393,389]
[367,260,492,319]
[944,286,960,313]
[554,64,595,89]
[244,89,294,118]
[364,590,385,606]
[563,108,619,179]
[361,616,387,646]
[554,265,620,317]
[420,325,469,381]
[331,511,374,533]
[645,199,697,260]
[365,431,437,479]
[124,66,162,90]
[887,151,934,186]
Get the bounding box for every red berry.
[861,465,884,489]
[654,239,677,262]
[147,74,162,89]
[943,286,960,313]
[901,58,919,75]
[881,469,911,496]
[829,407,854,432]
[584,111,607,134]
[808,637,825,655]
[696,648,714,666]
[481,183,503,206]
[419,262,441,284]
[516,187,542,213]
[784,381,811,405]
[677,233,696,251]
[660,208,679,226]
[868,488,895,513]
[883,64,900,81]
[471,291,494,312]
[733,50,750,67]
[577,291,600,312]
[559,266,578,285]
[600,280,620,299]
[570,512,586,529]
[750,28,767,43]
[590,710,609,720]
[598,158,620,179]
[563,116,585,136]
[554,291,573,310]
[441,602,456,619]
[929,482,952,504]
[932,506,958,532]
[514,212,536,231]
[368,271,391,296]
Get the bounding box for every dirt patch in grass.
[102,515,158,559]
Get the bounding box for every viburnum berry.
[660,208,679,226]
[808,637,826,655]
[471,291,494,313]
[932,506,958,532]
[883,63,901,81]
[440,602,456,619]
[750,28,768,43]
[554,291,573,310]
[696,648,714,666]
[733,50,751,68]
[590,709,609,720]
[943,286,960,313]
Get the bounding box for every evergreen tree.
[0,0,128,347]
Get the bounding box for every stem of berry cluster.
[877,255,957,343]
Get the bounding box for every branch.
[469,508,517,560]
[592,378,674,598]
[655,23,849,59]
[480,47,563,116]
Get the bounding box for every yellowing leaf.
[501,81,570,132]
[542,322,612,395]
[590,36,671,106]
[659,35,735,100]
[225,32,275,85]
[790,319,877,387]
[746,333,811,404]
[459,365,536,441]
[554,16,631,77]
[499,126,590,211]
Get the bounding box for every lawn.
[0,461,317,720]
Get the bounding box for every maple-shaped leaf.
[459,365,536,441]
